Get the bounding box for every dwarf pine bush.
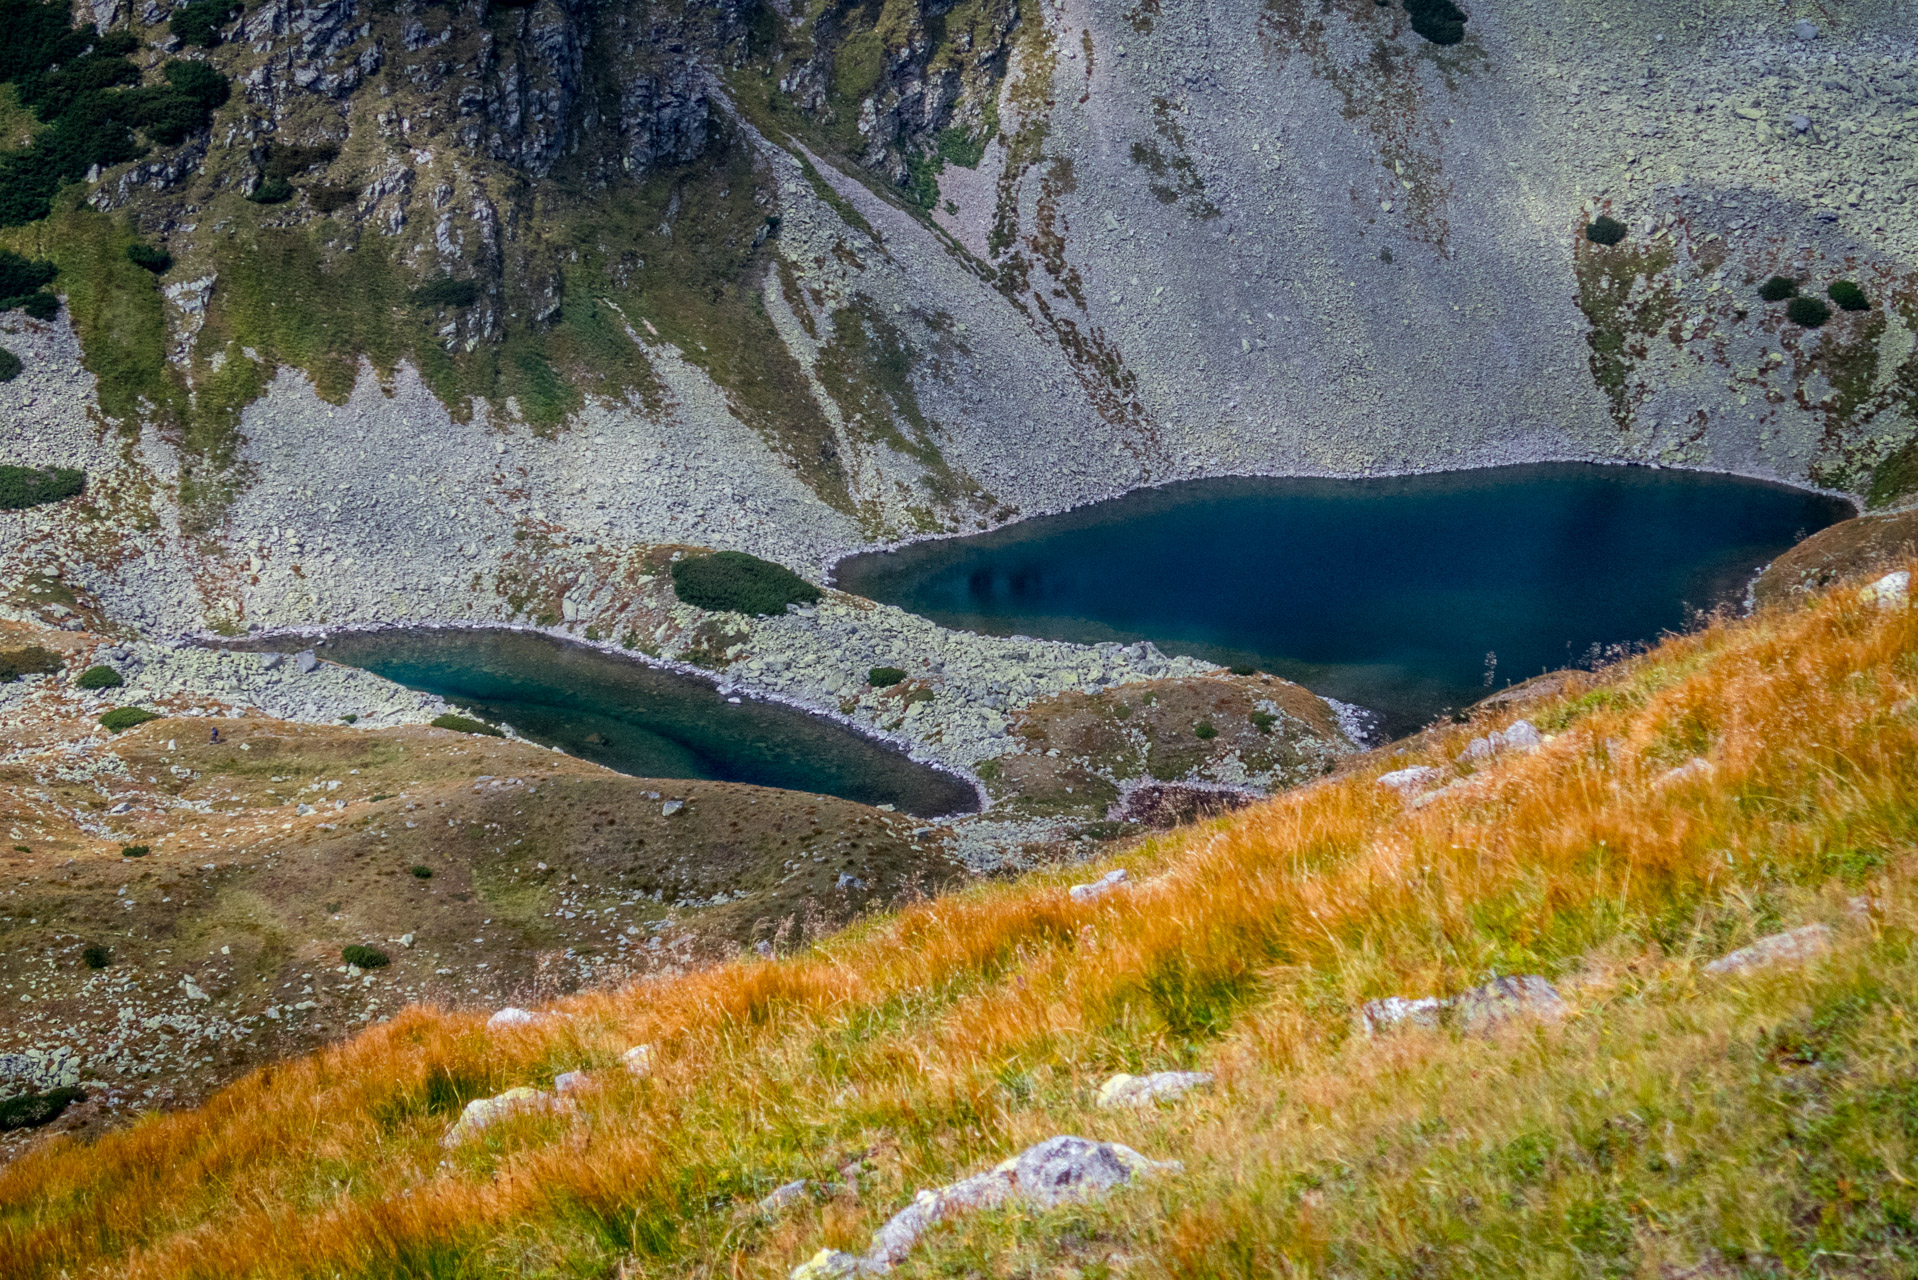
[670,550,822,616]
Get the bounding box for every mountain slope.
[3,565,1915,1278]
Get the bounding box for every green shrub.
[1787,295,1831,328]
[410,864,433,879]
[868,666,907,687]
[125,243,172,274]
[670,551,822,616]
[247,176,293,204]
[1584,215,1627,246]
[339,712,358,724]
[120,844,148,858]
[170,0,241,47]
[430,713,501,737]
[0,249,55,298]
[82,943,110,968]
[163,58,231,109]
[0,1086,83,1130]
[1250,711,1276,735]
[98,706,159,733]
[14,291,57,319]
[1194,721,1219,740]
[0,645,62,680]
[410,278,481,308]
[1228,664,1258,676]
[341,944,389,969]
[1403,0,1466,44]
[1827,280,1869,312]
[0,349,19,382]
[0,465,83,509]
[75,665,122,689]
[1758,275,1799,302]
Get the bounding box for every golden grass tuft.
[6,569,1918,1277]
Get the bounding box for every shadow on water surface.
[835,463,1852,736]
[229,629,980,819]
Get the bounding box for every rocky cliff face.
[4,0,1918,782]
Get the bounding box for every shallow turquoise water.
[287,629,979,818]
[835,464,1851,735]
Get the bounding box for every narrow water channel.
[251,628,980,818]
[835,464,1851,734]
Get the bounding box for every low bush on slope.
[5,570,1918,1278]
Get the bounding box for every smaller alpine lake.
[835,464,1853,735]
[256,629,979,818]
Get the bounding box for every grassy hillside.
[6,567,1918,1277]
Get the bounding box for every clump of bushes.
[0,645,62,681]
[409,864,433,879]
[1403,0,1466,44]
[0,17,233,227]
[410,278,481,308]
[82,943,111,968]
[431,712,501,737]
[98,706,159,733]
[1757,275,1799,302]
[247,175,293,204]
[341,944,389,969]
[0,348,20,382]
[169,0,242,48]
[75,664,122,689]
[670,550,822,616]
[125,243,171,274]
[867,666,907,687]
[1786,295,1831,328]
[0,1086,84,1131]
[1584,215,1627,246]
[1827,280,1869,312]
[0,465,83,509]
[0,249,57,317]
[120,844,148,858]
[1194,721,1219,740]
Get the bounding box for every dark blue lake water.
[835,464,1851,735]
[263,629,979,818]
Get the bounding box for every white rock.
[662,799,685,817]
[1452,975,1568,1033]
[1095,1070,1214,1108]
[757,1178,809,1214]
[487,1006,542,1030]
[1069,868,1128,903]
[1377,765,1443,794]
[1656,756,1714,787]
[1357,995,1445,1034]
[789,1136,1176,1278]
[553,1070,592,1096]
[440,1086,555,1147]
[1704,923,1832,975]
[622,1044,653,1076]
[1860,571,1909,609]
[181,978,210,1001]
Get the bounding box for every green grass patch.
[341,944,389,969]
[0,644,61,680]
[430,713,502,737]
[98,706,158,733]
[671,550,822,616]
[1584,215,1625,246]
[1828,280,1869,312]
[0,463,82,508]
[1758,275,1799,302]
[1788,295,1832,328]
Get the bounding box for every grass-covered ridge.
[5,571,1918,1276]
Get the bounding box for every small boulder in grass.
[1704,923,1832,976]
[1860,570,1910,609]
[1452,975,1569,1033]
[487,1007,543,1031]
[440,1086,556,1147]
[622,1044,653,1076]
[1377,765,1443,795]
[553,1071,593,1097]
[1069,868,1128,902]
[1095,1070,1214,1108]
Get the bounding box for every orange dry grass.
[4,571,1917,1278]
